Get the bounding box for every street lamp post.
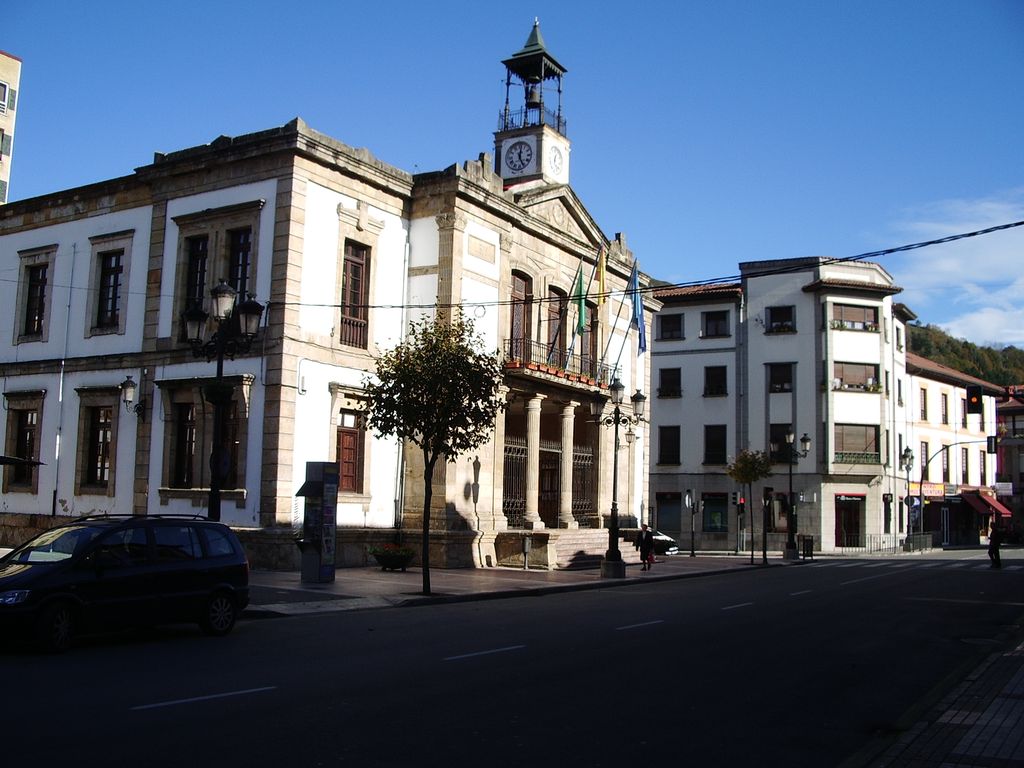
[686,489,695,557]
[784,430,811,560]
[900,446,915,537]
[593,376,646,579]
[183,280,264,522]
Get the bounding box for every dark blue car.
[0,515,249,652]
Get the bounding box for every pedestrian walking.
[636,523,655,571]
[988,521,1003,569]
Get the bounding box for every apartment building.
[906,353,1007,544]
[0,50,21,204]
[651,258,1001,553]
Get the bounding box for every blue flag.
[629,261,646,354]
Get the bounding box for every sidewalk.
[868,638,1024,767]
[245,551,759,615]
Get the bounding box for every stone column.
[524,394,546,529]
[559,400,580,528]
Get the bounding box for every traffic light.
[737,496,745,517]
[987,435,997,454]
[731,491,738,505]
[966,384,983,415]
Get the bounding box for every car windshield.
[7,525,104,564]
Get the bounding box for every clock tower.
[495,20,570,187]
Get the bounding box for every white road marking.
[131,686,277,711]
[443,644,526,661]
[721,602,753,611]
[789,590,812,596]
[615,620,665,631]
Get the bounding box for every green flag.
[574,266,585,334]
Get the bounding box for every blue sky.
[6,0,1024,347]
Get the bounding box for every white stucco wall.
[158,181,277,337]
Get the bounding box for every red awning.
[962,492,1012,518]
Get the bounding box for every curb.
[241,561,778,618]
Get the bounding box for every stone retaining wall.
[0,512,73,549]
[0,513,565,572]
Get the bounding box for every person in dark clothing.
[636,523,655,571]
[988,522,1003,569]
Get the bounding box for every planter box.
[371,552,415,571]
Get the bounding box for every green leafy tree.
[726,449,773,488]
[361,312,506,595]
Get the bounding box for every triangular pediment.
[514,184,605,248]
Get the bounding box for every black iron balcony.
[498,107,567,136]
[504,338,610,385]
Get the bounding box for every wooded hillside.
[909,324,1024,386]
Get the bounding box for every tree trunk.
[421,453,436,595]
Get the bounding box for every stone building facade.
[0,26,656,568]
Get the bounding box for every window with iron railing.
[834,424,880,464]
[340,241,369,349]
[658,368,682,398]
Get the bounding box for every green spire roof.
[502,19,567,79]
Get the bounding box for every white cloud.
[884,190,1024,347]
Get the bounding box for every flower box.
[368,544,416,572]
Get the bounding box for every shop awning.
[962,492,1012,518]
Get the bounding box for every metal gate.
[539,439,562,528]
[503,435,527,528]
[572,444,597,528]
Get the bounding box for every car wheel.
[36,601,76,653]
[199,592,237,636]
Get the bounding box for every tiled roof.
[906,352,1002,394]
[653,282,741,302]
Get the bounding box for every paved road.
[3,550,1021,767]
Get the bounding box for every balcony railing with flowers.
[504,338,612,386]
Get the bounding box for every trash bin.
[800,535,814,560]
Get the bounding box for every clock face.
[504,140,533,172]
[548,146,564,175]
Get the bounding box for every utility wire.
[4,219,1021,312]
